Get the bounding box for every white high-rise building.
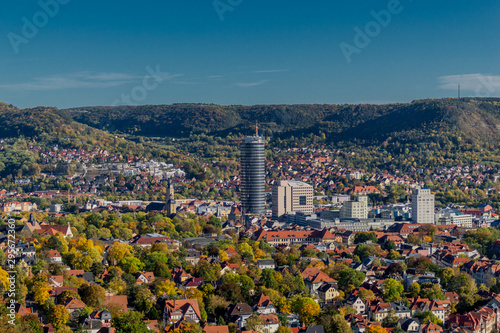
[340,196,368,219]
[272,180,314,220]
[411,187,435,224]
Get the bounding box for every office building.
[411,187,435,224]
[340,196,368,219]
[272,180,314,219]
[435,208,473,228]
[240,135,265,215]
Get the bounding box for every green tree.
[354,244,381,261]
[338,268,365,290]
[354,232,378,244]
[112,311,149,333]
[409,282,421,298]
[119,256,145,274]
[319,314,352,333]
[383,278,404,302]
[414,310,443,326]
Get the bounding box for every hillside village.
[4,123,500,332]
[3,189,500,333]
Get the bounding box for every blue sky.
[0,0,499,109]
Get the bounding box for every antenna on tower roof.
[256,121,259,136]
[458,83,461,109]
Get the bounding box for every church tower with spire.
[166,178,176,216]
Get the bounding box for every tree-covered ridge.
[0,106,185,178]
[62,98,500,142]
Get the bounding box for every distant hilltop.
[2,98,500,146]
[59,98,500,143]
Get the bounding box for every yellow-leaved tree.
[156,279,180,297]
[367,325,388,333]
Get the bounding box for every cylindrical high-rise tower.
[240,135,265,215]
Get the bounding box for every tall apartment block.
[272,180,314,220]
[340,196,368,219]
[411,187,435,224]
[240,135,265,215]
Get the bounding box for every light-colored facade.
[435,208,473,228]
[272,180,314,220]
[340,196,368,219]
[411,188,435,224]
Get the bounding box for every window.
[299,196,307,205]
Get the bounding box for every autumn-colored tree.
[0,268,10,291]
[108,277,127,295]
[58,290,81,302]
[26,273,51,306]
[107,242,132,264]
[17,314,43,333]
[245,314,261,331]
[409,282,421,298]
[106,302,126,318]
[79,283,106,308]
[47,304,69,329]
[238,242,254,261]
[291,296,316,314]
[155,279,180,297]
[206,294,230,314]
[358,288,375,301]
[366,325,388,333]
[171,323,203,333]
[185,288,205,308]
[319,314,352,333]
[299,303,320,325]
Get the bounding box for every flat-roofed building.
[340,196,368,219]
[272,180,314,220]
[411,188,435,224]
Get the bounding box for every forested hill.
[0,106,175,160]
[61,98,500,143]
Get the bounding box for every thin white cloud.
[254,69,289,73]
[208,75,224,79]
[0,71,182,91]
[439,74,500,96]
[236,80,268,88]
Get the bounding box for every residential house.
[63,297,87,314]
[346,295,366,315]
[256,259,276,270]
[257,314,280,333]
[421,322,443,333]
[226,303,253,329]
[301,267,337,294]
[135,272,155,285]
[398,318,421,333]
[317,283,340,302]
[253,294,277,314]
[163,299,201,326]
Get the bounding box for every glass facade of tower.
[240,135,265,215]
